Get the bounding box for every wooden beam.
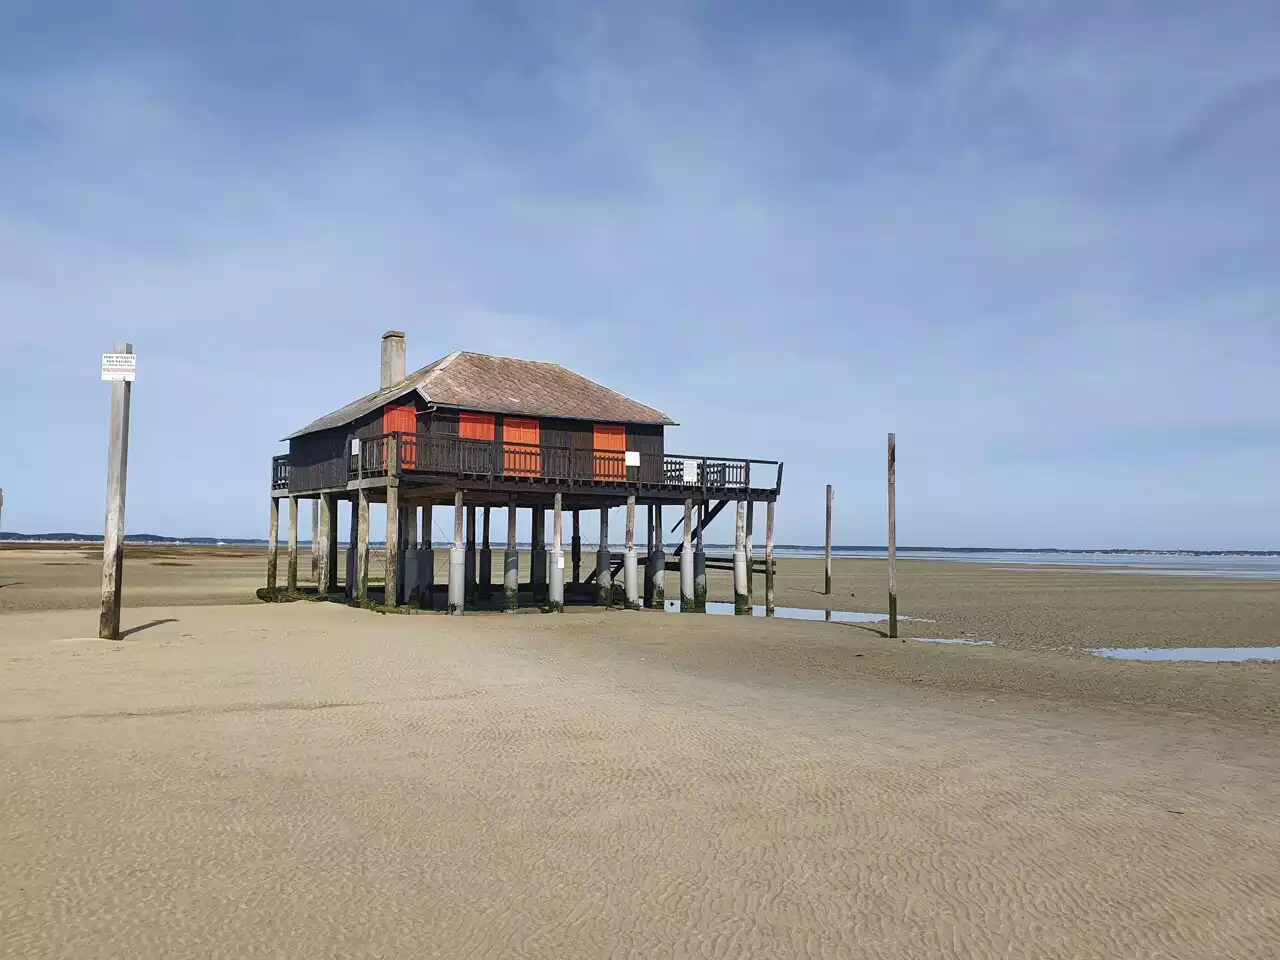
[356,488,370,601]
[266,496,279,592]
[287,495,299,591]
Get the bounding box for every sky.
[2,0,1278,549]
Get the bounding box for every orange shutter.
[382,405,418,469]
[593,424,627,480]
[458,412,496,441]
[503,418,541,477]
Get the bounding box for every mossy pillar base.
[448,547,465,615]
[503,548,519,611]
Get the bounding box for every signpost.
[99,344,135,640]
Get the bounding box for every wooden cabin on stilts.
[267,332,783,614]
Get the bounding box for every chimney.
[380,330,406,388]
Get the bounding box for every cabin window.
[593,423,626,479]
[459,411,496,440]
[504,417,541,476]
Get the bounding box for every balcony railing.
[340,432,783,493]
[271,455,291,490]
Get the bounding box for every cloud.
[1,1,1277,547]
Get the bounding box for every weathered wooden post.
[623,495,640,609]
[311,499,320,581]
[316,494,332,596]
[479,506,493,600]
[99,343,134,640]
[449,491,465,614]
[356,488,371,602]
[596,507,612,606]
[643,504,655,606]
[419,499,435,608]
[345,497,358,600]
[571,509,581,584]
[464,505,477,601]
[745,500,754,597]
[503,495,519,611]
[825,484,834,596]
[384,474,399,608]
[765,499,776,616]
[680,499,695,611]
[530,506,547,600]
[888,432,898,639]
[266,498,279,592]
[549,492,565,611]
[286,496,299,591]
[400,501,416,605]
[733,500,749,614]
[651,503,665,607]
[693,502,707,610]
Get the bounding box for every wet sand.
[2,600,1278,958]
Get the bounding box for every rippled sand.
[3,603,1278,958]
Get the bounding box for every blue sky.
[2,0,1277,549]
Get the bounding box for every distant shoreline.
[1,532,1276,557]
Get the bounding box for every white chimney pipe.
[381,330,406,389]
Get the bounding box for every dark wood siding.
[628,424,665,483]
[288,427,348,492]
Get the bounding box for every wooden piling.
[765,499,776,615]
[623,495,639,609]
[465,505,477,600]
[596,506,612,606]
[888,433,897,639]
[266,497,279,592]
[503,495,519,611]
[745,500,754,596]
[311,499,320,580]
[825,483,833,596]
[99,341,133,640]
[356,489,370,602]
[733,500,749,614]
[449,490,465,614]
[287,496,299,591]
[651,503,665,607]
[317,494,334,595]
[680,499,694,611]
[479,506,492,599]
[384,481,399,607]
[549,493,565,611]
[571,509,581,583]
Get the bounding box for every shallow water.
[913,638,995,646]
[1089,646,1280,663]
[660,599,927,623]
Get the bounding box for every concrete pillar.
[464,505,477,601]
[651,503,665,608]
[733,500,749,614]
[419,499,435,609]
[596,507,612,606]
[266,497,279,590]
[384,482,399,608]
[356,488,371,602]
[694,501,707,611]
[503,495,519,611]
[316,494,333,596]
[531,507,547,600]
[448,491,465,614]
[286,495,299,591]
[549,493,565,611]
[765,499,776,616]
[680,499,695,611]
[479,506,493,600]
[571,509,581,583]
[623,495,640,609]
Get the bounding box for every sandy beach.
[2,544,1278,957]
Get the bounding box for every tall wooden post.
[448,491,465,614]
[317,494,334,595]
[825,484,834,595]
[680,499,694,611]
[420,499,436,609]
[549,492,565,611]
[596,506,612,606]
[623,494,639,609]
[888,433,897,639]
[266,498,279,592]
[650,503,665,607]
[745,500,754,596]
[503,495,519,611]
[733,500,749,614]
[287,495,299,591]
[479,505,493,600]
[311,499,320,580]
[571,509,581,584]
[765,499,776,615]
[385,478,399,608]
[346,497,358,599]
[356,488,371,602]
[694,501,707,610]
[465,505,477,600]
[99,341,133,640]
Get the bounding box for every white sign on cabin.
[350,438,360,455]
[682,459,699,484]
[101,354,136,382]
[624,450,641,467]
